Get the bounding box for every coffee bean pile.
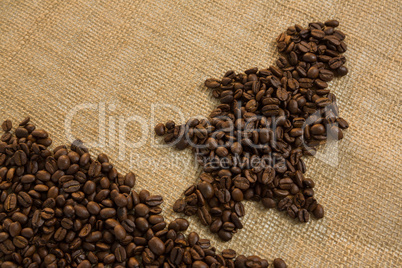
[0,118,287,268]
[155,20,349,241]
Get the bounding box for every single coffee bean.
[154,123,165,136]
[13,235,28,248]
[307,66,319,79]
[1,120,12,132]
[192,261,209,268]
[303,53,317,62]
[329,125,343,140]
[125,172,136,188]
[311,29,325,39]
[310,124,325,135]
[0,19,350,260]
[63,180,80,193]
[328,57,343,69]
[148,236,165,255]
[1,262,18,268]
[9,222,22,237]
[336,118,349,129]
[262,198,276,208]
[5,194,17,212]
[15,127,28,138]
[337,66,348,76]
[298,209,310,222]
[287,204,299,219]
[325,19,339,27]
[14,150,27,166]
[113,247,126,262]
[77,260,91,268]
[319,69,334,82]
[313,204,325,219]
[273,258,288,268]
[218,229,232,241]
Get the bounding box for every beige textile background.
[0,0,401,267]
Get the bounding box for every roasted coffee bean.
[173,198,186,212]
[0,20,350,267]
[287,204,299,219]
[231,213,243,229]
[114,224,127,240]
[210,219,222,233]
[262,198,276,208]
[274,189,290,198]
[328,125,343,140]
[328,57,344,69]
[13,236,28,248]
[9,222,22,237]
[63,180,80,193]
[298,209,310,222]
[218,229,232,241]
[1,120,12,132]
[1,262,18,268]
[311,29,325,39]
[337,66,348,76]
[197,206,212,226]
[273,258,288,268]
[231,188,243,202]
[197,182,214,199]
[16,193,33,211]
[41,207,55,220]
[114,246,127,262]
[336,118,349,129]
[192,261,209,268]
[57,155,71,170]
[205,79,221,88]
[145,195,163,206]
[277,197,292,211]
[303,53,317,62]
[307,66,319,79]
[270,66,283,77]
[114,194,128,207]
[14,150,27,166]
[279,178,293,190]
[148,236,165,255]
[8,119,266,267]
[310,124,326,135]
[154,123,165,136]
[294,192,305,208]
[217,189,231,204]
[276,88,289,101]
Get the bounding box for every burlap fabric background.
[0,0,401,267]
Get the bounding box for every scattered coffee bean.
[274,257,288,268]
[154,123,165,136]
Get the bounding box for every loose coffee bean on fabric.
[0,118,286,267]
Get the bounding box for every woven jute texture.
[0,0,401,267]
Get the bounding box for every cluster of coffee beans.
[0,118,287,268]
[154,20,349,241]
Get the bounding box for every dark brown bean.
[1,120,12,132]
[154,123,165,136]
[148,236,165,255]
[273,258,288,268]
[313,204,325,219]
